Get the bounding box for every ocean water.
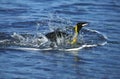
[0,0,120,79]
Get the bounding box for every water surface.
[0,0,120,79]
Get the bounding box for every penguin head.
[71,22,88,44]
[77,22,88,27]
[74,22,88,34]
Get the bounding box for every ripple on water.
[0,0,120,79]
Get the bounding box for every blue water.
[0,0,120,79]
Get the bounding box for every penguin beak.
[82,22,88,27]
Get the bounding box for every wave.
[0,14,107,51]
[0,27,107,51]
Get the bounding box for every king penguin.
[45,22,88,46]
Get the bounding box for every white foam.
[10,47,52,51]
[0,39,9,43]
[86,28,108,39]
[8,44,99,52]
[6,28,107,52]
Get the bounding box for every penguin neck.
[73,32,78,39]
[71,32,79,44]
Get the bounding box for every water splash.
[48,14,73,32]
[0,15,107,51]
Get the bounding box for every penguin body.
[45,22,88,46]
